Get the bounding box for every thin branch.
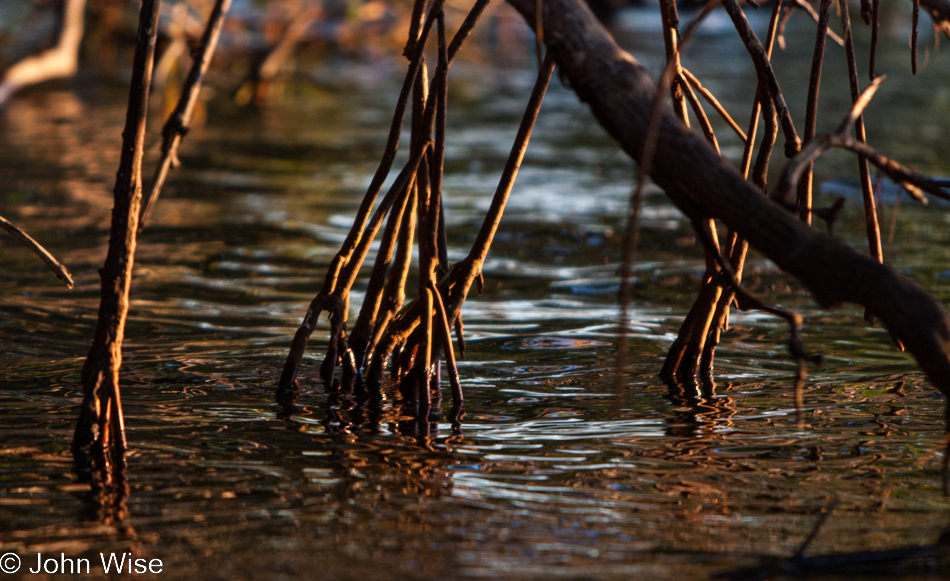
[913,0,921,74]
[840,0,883,303]
[722,0,802,158]
[679,72,721,151]
[332,1,441,273]
[789,0,844,46]
[0,215,74,287]
[429,281,463,423]
[700,0,782,379]
[799,0,832,224]
[140,0,232,230]
[870,0,880,79]
[680,68,747,141]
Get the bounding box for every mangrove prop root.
[663,0,781,382]
[277,140,429,399]
[722,0,801,158]
[72,0,161,484]
[429,281,463,416]
[840,0,883,327]
[365,54,556,394]
[278,0,499,402]
[506,0,950,401]
[799,0,831,225]
[624,3,721,381]
[694,218,822,408]
[139,0,232,230]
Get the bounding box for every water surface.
[1,7,949,580]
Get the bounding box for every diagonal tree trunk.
[505,0,950,398]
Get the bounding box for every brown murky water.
[1,7,949,580]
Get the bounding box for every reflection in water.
[1,11,950,580]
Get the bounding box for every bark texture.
[506,0,950,397]
[73,0,161,482]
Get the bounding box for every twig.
[636,1,720,209]
[680,68,747,141]
[783,134,948,204]
[0,215,73,287]
[447,0,492,61]
[659,0,690,124]
[403,0,427,58]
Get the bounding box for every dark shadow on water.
[714,519,950,580]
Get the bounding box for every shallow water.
[1,7,950,580]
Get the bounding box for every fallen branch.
[505,0,950,398]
